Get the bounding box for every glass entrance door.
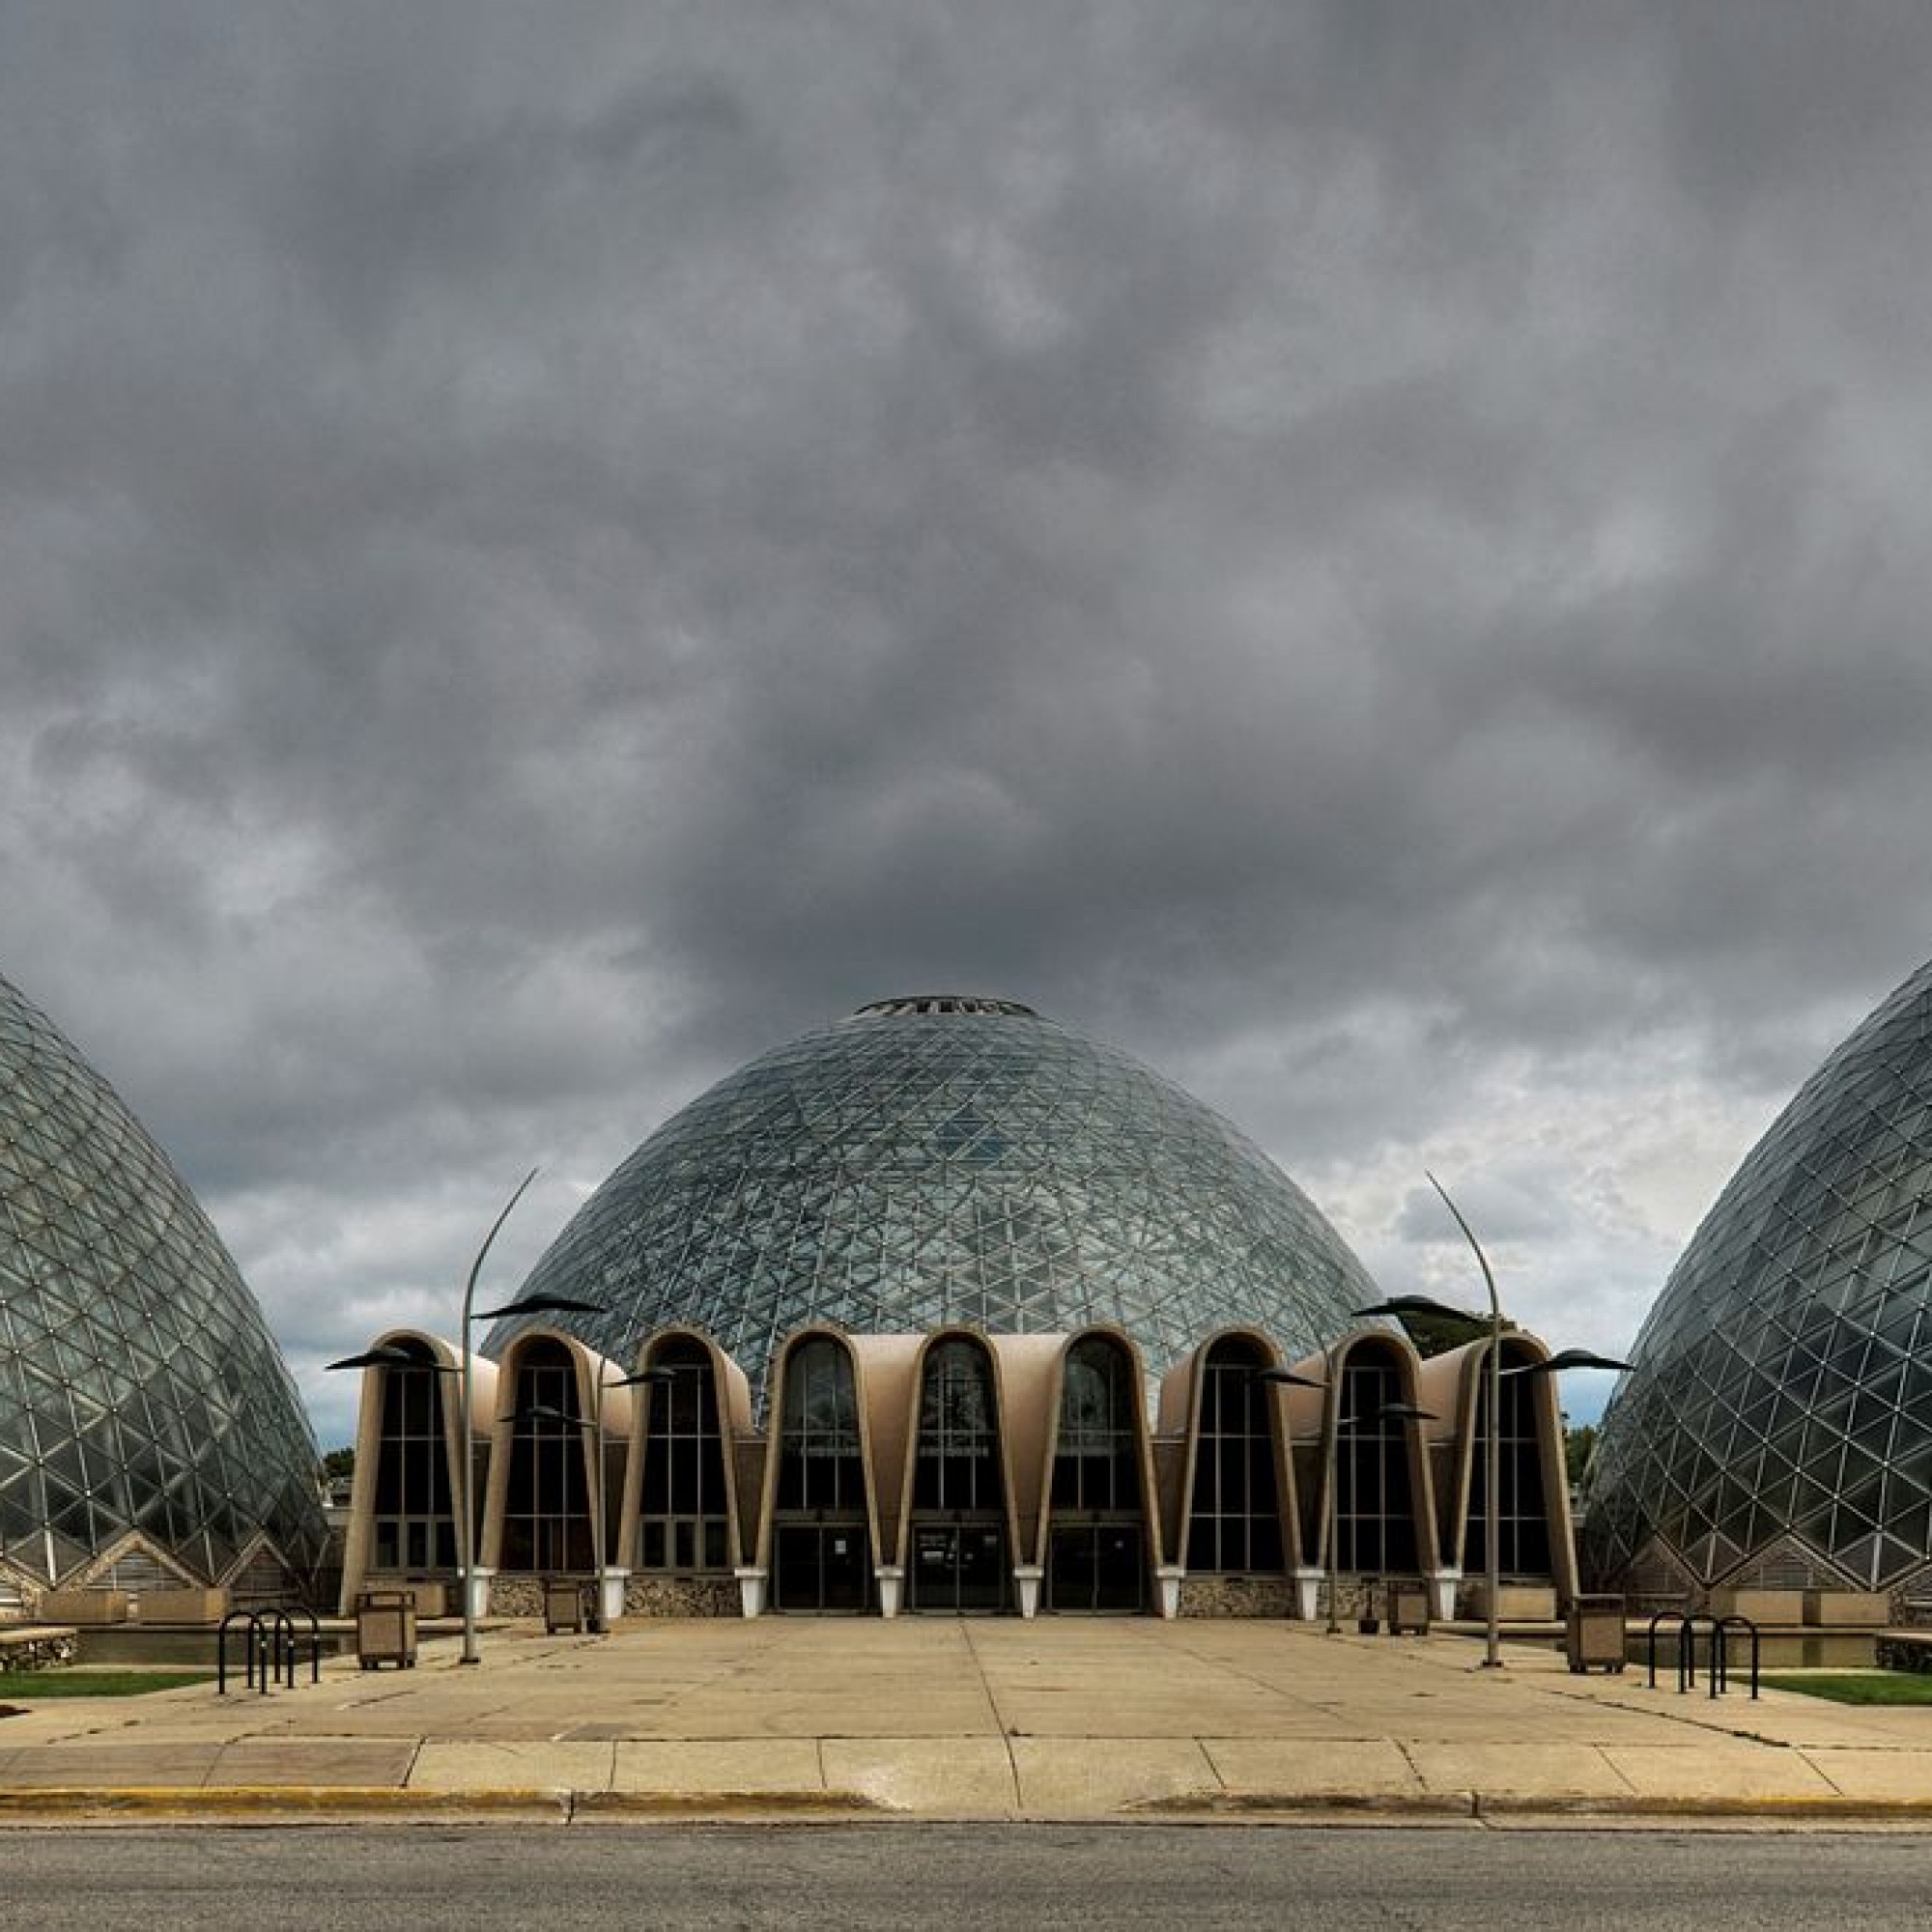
[773,1520,872,1612]
[908,1520,1008,1611]
[1046,1522,1145,1612]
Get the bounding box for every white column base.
[1013,1565,1043,1619]
[1291,1568,1324,1622]
[1155,1565,1185,1620]
[596,1568,629,1625]
[875,1565,904,1618]
[1429,1568,1463,1622]
[464,1568,496,1621]
[734,1567,768,1618]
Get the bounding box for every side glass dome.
[0,973,327,1590]
[1584,956,1932,1597]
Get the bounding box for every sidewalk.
[5,1618,1932,1825]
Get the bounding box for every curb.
[0,1786,888,1824]
[4,1785,1932,1827]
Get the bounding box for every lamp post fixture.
[451,1168,611,1665]
[1257,1366,1434,1634]
[1356,1174,1633,1669]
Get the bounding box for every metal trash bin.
[1565,1594,1628,1674]
[355,1589,418,1670]
[543,1577,589,1634]
[1385,1577,1432,1635]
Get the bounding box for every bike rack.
[216,1609,269,1696]
[217,1605,323,1694]
[1715,1613,1761,1701]
[1644,1608,1758,1698]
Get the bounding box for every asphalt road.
[1,1823,1928,1930]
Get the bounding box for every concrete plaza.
[4,1619,1932,1823]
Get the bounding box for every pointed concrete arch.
[1321,1329,1443,1607]
[338,1327,496,1613]
[613,1327,755,1617]
[480,1328,636,1606]
[1419,1332,1577,1613]
[894,1328,1021,1615]
[1037,1326,1170,1616]
[1163,1327,1305,1617]
[754,1326,883,1614]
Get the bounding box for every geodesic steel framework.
[486,997,1381,1400]
[1585,955,1932,1600]
[0,973,327,1597]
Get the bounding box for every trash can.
[355,1589,418,1670]
[1565,1594,1628,1674]
[1385,1577,1432,1635]
[543,1577,589,1634]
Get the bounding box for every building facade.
[336,1320,1577,1621]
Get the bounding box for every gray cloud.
[5,2,1931,1442]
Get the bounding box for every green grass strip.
[1760,1670,1932,1706]
[0,1669,212,1698]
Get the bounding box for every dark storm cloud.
[5,2,1932,1438]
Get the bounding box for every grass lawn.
[0,1669,212,1699]
[1760,1670,1932,1706]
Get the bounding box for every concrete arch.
[1163,1327,1305,1597]
[1320,1329,1443,1582]
[1420,1332,1577,1609]
[339,1327,495,1612]
[480,1327,636,1575]
[754,1327,884,1612]
[893,1328,1023,1615]
[1037,1326,1169,1615]
[613,1326,754,1577]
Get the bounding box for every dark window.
[777,1338,866,1514]
[1051,1338,1141,1513]
[1334,1356,1420,1574]
[1463,1355,1551,1577]
[500,1343,591,1573]
[909,1339,1008,1611]
[1186,1340,1285,1573]
[638,1342,731,1574]
[370,1351,456,1573]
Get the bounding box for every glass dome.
[0,972,327,1589]
[489,997,1379,1397]
[1584,955,1932,1595]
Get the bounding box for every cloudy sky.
[6,2,1931,1448]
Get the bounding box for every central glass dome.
[489,997,1378,1391]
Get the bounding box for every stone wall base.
[623,1577,741,1618]
[1177,1575,1297,1618]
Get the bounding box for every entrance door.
[774,1520,872,1612]
[908,1520,1008,1612]
[1047,1523,1146,1612]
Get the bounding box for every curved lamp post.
[451,1167,613,1665]
[1356,1174,1632,1668]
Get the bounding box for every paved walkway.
[4,1620,1932,1823]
